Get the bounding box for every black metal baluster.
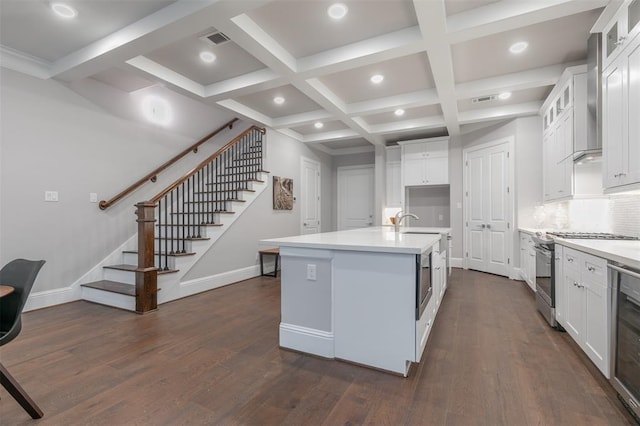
[157,198,162,270]
[180,183,185,253]
[163,194,168,270]
[170,190,174,255]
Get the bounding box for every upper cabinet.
[398,138,449,187]
[603,0,640,70]
[541,67,596,202]
[602,0,640,192]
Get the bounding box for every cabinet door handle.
[486,224,491,229]
[587,266,595,272]
[567,257,574,263]
[615,36,627,46]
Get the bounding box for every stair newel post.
[135,201,158,314]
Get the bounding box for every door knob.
[481,224,486,228]
[486,224,491,229]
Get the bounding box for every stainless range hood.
[575,32,603,161]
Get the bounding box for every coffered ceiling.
[0,0,616,155]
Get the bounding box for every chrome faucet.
[394,211,419,232]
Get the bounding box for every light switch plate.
[45,191,58,202]
[89,193,98,203]
[306,264,317,281]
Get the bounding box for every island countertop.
[261,226,444,255]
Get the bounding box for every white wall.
[0,69,333,293]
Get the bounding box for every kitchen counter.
[554,239,640,270]
[261,226,443,254]
[261,227,448,376]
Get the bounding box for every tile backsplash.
[609,194,640,237]
[538,192,640,237]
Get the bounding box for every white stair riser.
[122,252,177,269]
[81,286,135,312]
[103,268,135,284]
[154,240,193,253]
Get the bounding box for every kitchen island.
[261,226,450,376]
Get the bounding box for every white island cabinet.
[262,227,449,376]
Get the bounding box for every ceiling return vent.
[471,95,497,104]
[204,31,230,45]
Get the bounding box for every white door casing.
[301,157,321,234]
[463,138,514,277]
[337,165,375,231]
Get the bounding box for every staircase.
[80,125,268,313]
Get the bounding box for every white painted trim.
[24,286,77,313]
[279,322,335,358]
[81,286,135,312]
[462,136,516,278]
[178,265,260,298]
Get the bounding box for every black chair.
[0,258,45,419]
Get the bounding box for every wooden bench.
[259,247,280,277]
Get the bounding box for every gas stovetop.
[545,232,640,240]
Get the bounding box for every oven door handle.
[608,264,640,280]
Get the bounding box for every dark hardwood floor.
[0,268,635,425]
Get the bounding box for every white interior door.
[301,157,321,234]
[464,139,513,277]
[337,165,374,230]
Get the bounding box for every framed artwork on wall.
[273,176,293,210]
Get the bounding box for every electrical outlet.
[89,193,98,203]
[438,214,444,221]
[45,191,58,202]
[456,202,462,209]
[306,264,317,281]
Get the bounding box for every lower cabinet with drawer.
[560,246,611,378]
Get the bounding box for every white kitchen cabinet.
[541,68,589,202]
[519,232,536,291]
[399,139,449,186]
[603,30,640,191]
[561,246,611,378]
[602,0,640,70]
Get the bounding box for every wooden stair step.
[156,223,223,227]
[170,211,235,215]
[194,189,255,194]
[207,179,264,185]
[123,250,196,257]
[155,236,210,241]
[184,199,246,203]
[81,280,135,296]
[103,264,179,274]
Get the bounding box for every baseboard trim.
[176,265,261,300]
[24,286,78,312]
[280,322,334,359]
[450,257,463,268]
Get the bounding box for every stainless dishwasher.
[609,262,640,420]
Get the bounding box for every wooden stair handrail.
[149,125,266,204]
[99,118,239,210]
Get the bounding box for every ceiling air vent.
[472,95,497,104]
[205,31,230,45]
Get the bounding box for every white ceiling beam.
[126,56,204,97]
[413,0,460,136]
[590,0,624,32]
[216,99,274,127]
[368,116,446,135]
[302,129,360,143]
[346,89,440,117]
[273,128,304,142]
[203,68,282,99]
[325,145,375,156]
[458,101,543,125]
[272,110,334,129]
[454,62,579,100]
[447,0,609,44]
[0,46,51,79]
[296,26,424,77]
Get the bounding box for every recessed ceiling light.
[509,41,528,54]
[327,3,348,20]
[394,109,405,116]
[370,74,384,84]
[498,92,512,100]
[273,96,285,105]
[314,122,324,129]
[51,2,77,19]
[199,51,216,63]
